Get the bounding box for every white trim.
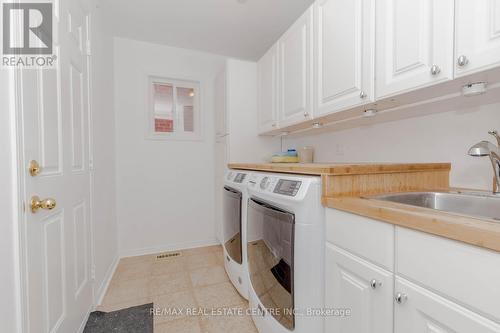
[9,58,24,333]
[76,302,94,333]
[85,12,97,306]
[94,255,120,306]
[119,238,220,259]
[14,57,29,333]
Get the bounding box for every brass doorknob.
[30,196,57,213]
[29,160,41,177]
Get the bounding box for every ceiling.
[102,0,314,60]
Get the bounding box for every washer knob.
[260,177,270,190]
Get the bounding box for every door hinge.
[86,40,91,56]
[91,266,96,281]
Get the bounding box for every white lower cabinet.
[325,243,393,333]
[394,277,500,333]
[325,208,500,333]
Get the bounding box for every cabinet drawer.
[326,208,394,271]
[395,277,500,333]
[396,227,500,322]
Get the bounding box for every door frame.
[12,1,97,331]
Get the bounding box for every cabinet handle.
[370,279,381,289]
[395,292,408,304]
[430,65,441,76]
[271,123,277,127]
[457,55,469,67]
[359,91,367,99]
[304,112,309,117]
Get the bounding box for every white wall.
[226,59,280,163]
[0,69,21,333]
[90,5,119,302]
[285,103,500,190]
[114,38,226,256]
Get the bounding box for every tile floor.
[98,245,258,333]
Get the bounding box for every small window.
[148,77,201,140]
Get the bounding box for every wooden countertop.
[228,162,451,176]
[326,193,500,253]
[229,162,500,253]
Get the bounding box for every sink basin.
[369,191,500,221]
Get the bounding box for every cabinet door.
[455,0,500,77]
[314,0,374,116]
[395,277,500,333]
[325,243,393,333]
[278,6,313,127]
[257,44,278,133]
[375,0,454,98]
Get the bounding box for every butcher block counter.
[228,162,500,253]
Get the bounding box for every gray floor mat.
[83,303,154,333]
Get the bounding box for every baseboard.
[77,302,94,333]
[94,255,120,307]
[119,238,220,259]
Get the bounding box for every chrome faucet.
[468,130,500,194]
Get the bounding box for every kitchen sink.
[368,191,500,221]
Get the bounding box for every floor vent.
[156,252,181,260]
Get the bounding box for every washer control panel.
[249,174,302,197]
[273,179,302,196]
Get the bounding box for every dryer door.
[223,186,243,264]
[247,198,295,330]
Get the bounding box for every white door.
[257,44,279,133]
[278,6,313,127]
[314,0,374,116]
[394,277,500,333]
[455,0,500,77]
[325,243,393,333]
[375,0,455,98]
[20,0,94,332]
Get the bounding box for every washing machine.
[222,169,251,299]
[246,172,325,333]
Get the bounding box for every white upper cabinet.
[314,0,375,116]
[325,243,394,333]
[455,0,500,77]
[375,0,455,98]
[257,44,278,133]
[278,7,313,127]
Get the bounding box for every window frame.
[146,76,202,141]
